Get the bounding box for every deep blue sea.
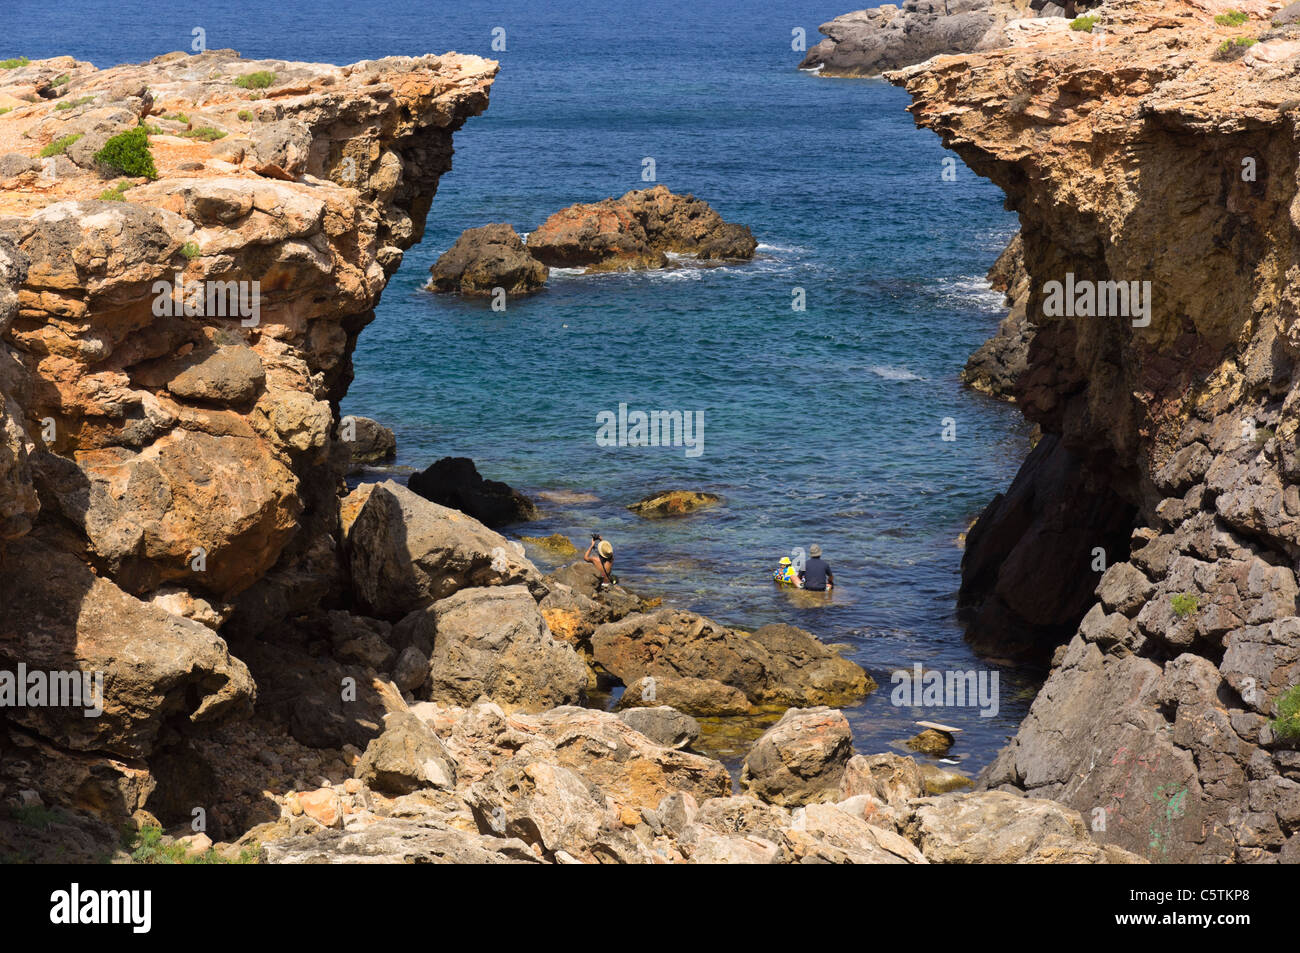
[7,0,1037,775]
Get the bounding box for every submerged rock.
[627,489,721,518]
[428,223,549,296]
[407,456,539,528]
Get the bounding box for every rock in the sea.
[616,706,701,750]
[740,707,855,807]
[627,490,721,518]
[343,480,544,618]
[428,223,549,296]
[906,728,954,756]
[526,185,756,272]
[339,415,396,466]
[355,711,458,795]
[798,0,1025,77]
[407,456,539,528]
[521,532,578,557]
[591,609,875,713]
[414,585,589,712]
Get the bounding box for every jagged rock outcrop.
[407,455,539,527]
[891,0,1300,861]
[427,223,548,296]
[0,50,497,826]
[798,0,1038,77]
[526,185,757,272]
[963,232,1034,400]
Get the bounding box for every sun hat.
[779,557,791,565]
[598,540,613,558]
[809,544,822,557]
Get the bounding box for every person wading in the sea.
[799,544,833,593]
[584,534,617,591]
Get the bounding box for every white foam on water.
[869,365,923,381]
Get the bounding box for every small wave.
[755,243,806,254]
[798,64,824,74]
[548,267,588,277]
[869,365,923,381]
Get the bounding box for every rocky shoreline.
[0,50,1137,865]
[894,0,1300,862]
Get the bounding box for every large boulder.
[415,585,588,712]
[526,185,756,272]
[0,536,255,761]
[427,223,548,296]
[343,481,544,618]
[355,711,458,795]
[905,791,1146,864]
[740,707,855,807]
[527,707,727,808]
[616,674,753,716]
[339,415,396,467]
[407,456,538,528]
[616,706,700,750]
[591,609,874,713]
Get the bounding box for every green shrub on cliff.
[1171,593,1199,618]
[179,126,227,141]
[93,126,157,179]
[0,57,30,69]
[234,70,276,89]
[38,133,81,158]
[98,180,131,201]
[1270,684,1300,743]
[1069,14,1098,32]
[1214,10,1248,26]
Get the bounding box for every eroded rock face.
[526,185,756,272]
[427,223,548,296]
[963,232,1032,400]
[797,0,1031,78]
[890,0,1300,861]
[0,51,497,820]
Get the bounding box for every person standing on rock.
[584,534,617,590]
[799,544,833,593]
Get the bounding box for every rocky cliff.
[892,0,1300,861]
[0,50,497,835]
[799,0,1041,77]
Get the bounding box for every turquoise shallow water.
[11,0,1038,775]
